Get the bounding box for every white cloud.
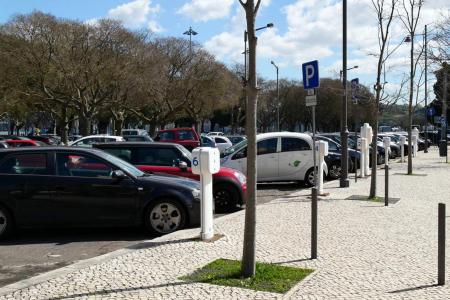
[177,0,235,22]
[107,0,161,28]
[148,20,165,33]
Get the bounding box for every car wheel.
[328,162,342,180]
[214,184,239,213]
[0,205,13,240]
[144,199,186,235]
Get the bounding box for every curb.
[0,209,245,297]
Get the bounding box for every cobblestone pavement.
[1,148,449,299]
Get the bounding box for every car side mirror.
[112,169,128,180]
[179,161,188,171]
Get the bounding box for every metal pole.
[276,67,280,131]
[311,186,317,259]
[438,203,446,285]
[442,69,448,163]
[311,104,318,259]
[384,154,389,206]
[340,0,350,188]
[355,126,357,183]
[244,31,247,81]
[424,25,429,153]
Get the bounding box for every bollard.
[191,147,220,241]
[438,203,446,285]
[358,137,366,178]
[383,137,390,206]
[311,187,318,259]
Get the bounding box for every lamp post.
[340,0,349,188]
[271,61,280,131]
[243,23,273,82]
[424,25,429,152]
[183,26,198,56]
[340,65,358,82]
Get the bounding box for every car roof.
[256,132,312,140]
[0,146,106,155]
[157,127,193,132]
[77,135,123,139]
[94,142,181,148]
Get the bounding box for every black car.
[93,142,247,213]
[0,147,200,240]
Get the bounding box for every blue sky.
[0,0,448,100]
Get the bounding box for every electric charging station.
[316,140,328,195]
[411,135,418,157]
[400,136,406,162]
[412,128,419,157]
[383,137,391,206]
[358,137,367,178]
[191,147,220,241]
[361,123,372,176]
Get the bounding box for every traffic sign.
[306,95,317,107]
[302,60,319,89]
[427,107,435,117]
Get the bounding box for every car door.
[0,152,56,226]
[134,147,197,180]
[256,137,279,181]
[278,137,312,180]
[51,152,137,226]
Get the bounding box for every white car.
[69,135,125,147]
[221,132,328,186]
[206,132,224,136]
[212,136,233,153]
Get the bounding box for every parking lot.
[0,182,303,288]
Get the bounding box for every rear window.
[136,148,180,166]
[101,148,132,163]
[0,153,49,175]
[215,137,227,143]
[178,130,195,140]
[156,131,175,141]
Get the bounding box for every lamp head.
[266,23,274,28]
[404,35,411,43]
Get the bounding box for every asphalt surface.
[0,182,303,287]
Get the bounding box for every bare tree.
[399,0,424,174]
[238,0,262,278]
[368,0,399,198]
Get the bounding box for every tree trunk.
[79,115,91,136]
[241,0,258,278]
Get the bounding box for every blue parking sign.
[302,60,320,89]
[427,107,435,117]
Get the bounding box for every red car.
[94,142,247,212]
[154,127,200,151]
[5,139,47,147]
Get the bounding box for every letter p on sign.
[302,60,319,89]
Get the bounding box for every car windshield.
[223,139,248,156]
[101,152,145,177]
[177,145,192,160]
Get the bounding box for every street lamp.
[183,26,198,56]
[271,61,280,131]
[243,23,274,82]
[340,65,358,82]
[340,0,350,187]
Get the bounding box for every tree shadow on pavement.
[0,227,155,246]
[44,281,189,300]
[388,283,439,293]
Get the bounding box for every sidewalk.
[1,148,449,299]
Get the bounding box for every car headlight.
[234,171,247,185]
[191,189,201,199]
